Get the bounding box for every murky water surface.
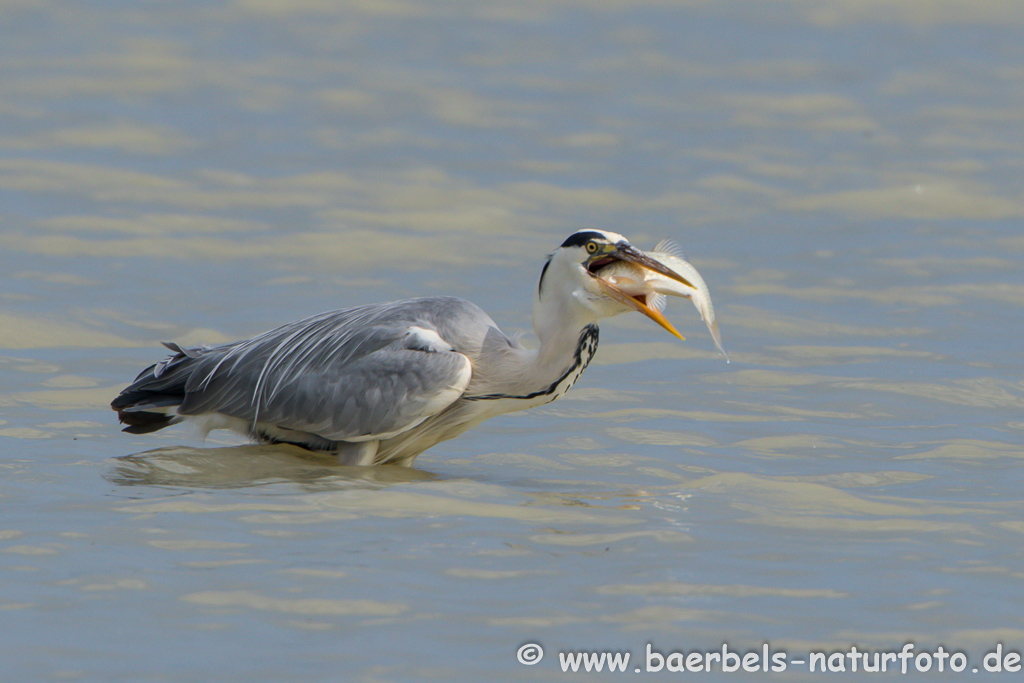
[1,1,1023,680]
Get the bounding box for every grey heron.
[112,230,725,466]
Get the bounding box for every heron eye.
[586,241,599,254]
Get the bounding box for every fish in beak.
[589,241,728,359]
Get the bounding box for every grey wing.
[172,298,482,441]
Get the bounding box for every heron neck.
[529,291,601,387]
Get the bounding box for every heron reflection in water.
[113,230,726,466]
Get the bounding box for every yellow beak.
[590,243,696,341]
[595,276,687,341]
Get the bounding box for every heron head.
[537,230,696,340]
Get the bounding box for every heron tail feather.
[111,356,191,434]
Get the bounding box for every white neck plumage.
[467,254,603,404]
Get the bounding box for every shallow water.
[2,1,1024,680]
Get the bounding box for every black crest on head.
[560,230,609,249]
[540,231,616,296]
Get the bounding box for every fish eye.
[586,241,599,254]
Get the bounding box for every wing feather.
[168,297,484,442]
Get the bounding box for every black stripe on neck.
[537,255,553,297]
[465,325,599,402]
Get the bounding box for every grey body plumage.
[113,230,723,466]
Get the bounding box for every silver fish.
[597,240,728,360]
